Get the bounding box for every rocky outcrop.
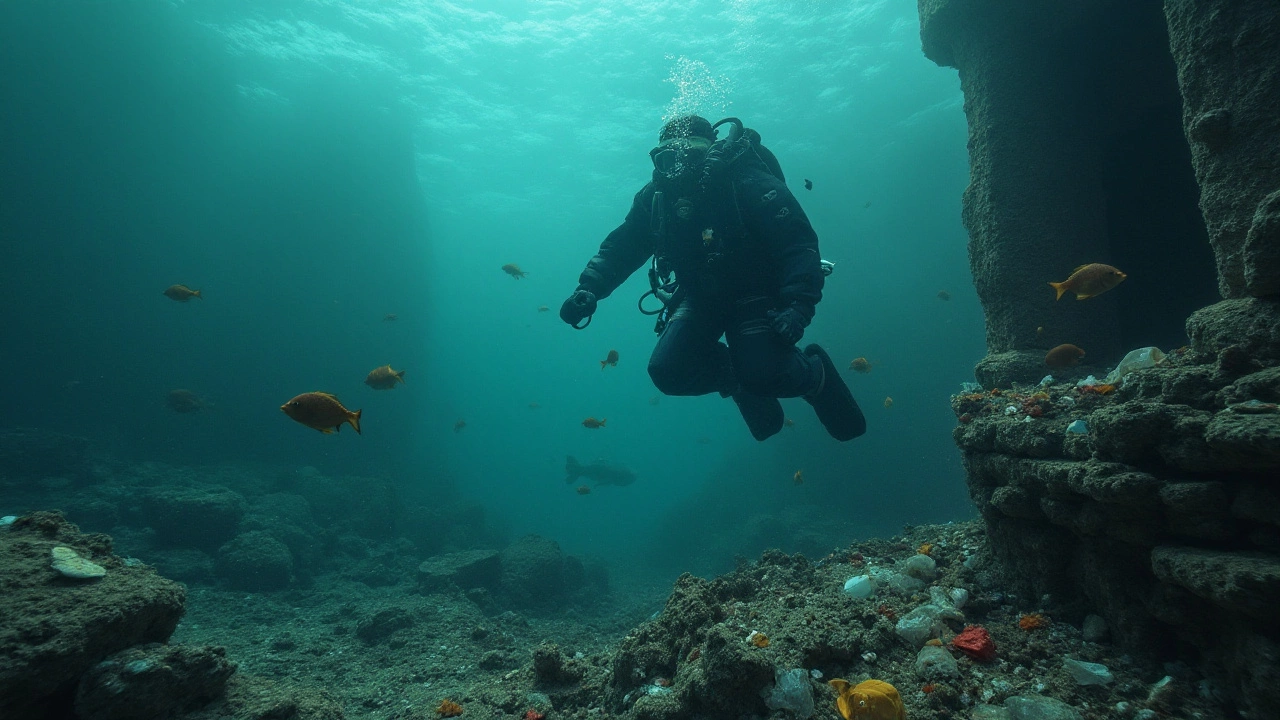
[1164,0,1280,299]
[75,644,236,720]
[0,511,186,720]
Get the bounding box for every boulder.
[0,512,185,720]
[75,644,235,720]
[417,549,501,592]
[215,531,293,591]
[142,485,245,551]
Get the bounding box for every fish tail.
[1048,281,1067,301]
[600,360,607,370]
[349,409,363,435]
[192,290,203,299]
[396,370,406,384]
[600,418,606,426]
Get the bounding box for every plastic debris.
[842,574,875,599]
[0,515,16,529]
[1004,694,1083,720]
[949,587,970,609]
[1039,375,1054,386]
[1230,399,1279,414]
[1063,657,1114,686]
[861,651,877,663]
[1066,420,1088,435]
[1004,405,1019,415]
[903,553,937,580]
[1082,614,1108,642]
[896,601,964,647]
[952,625,996,661]
[762,668,815,719]
[961,382,983,393]
[915,644,960,679]
[1105,346,1165,384]
[885,573,925,594]
[1075,375,1101,387]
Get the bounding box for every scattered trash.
[1063,657,1114,686]
[762,667,815,719]
[842,574,875,599]
[1105,346,1165,384]
[1066,420,1088,435]
[1230,399,1279,414]
[1039,375,1054,386]
[952,625,996,661]
[915,644,960,679]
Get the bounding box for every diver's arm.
[744,173,824,321]
[576,188,655,301]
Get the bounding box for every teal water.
[1,1,980,580]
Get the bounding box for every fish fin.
[192,290,203,299]
[600,418,606,426]
[320,426,335,434]
[600,360,607,370]
[1071,264,1090,275]
[1048,281,1067,300]
[349,409,363,435]
[396,370,406,384]
[1075,292,1092,300]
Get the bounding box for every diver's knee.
[648,357,688,395]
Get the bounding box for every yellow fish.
[163,284,202,302]
[829,679,905,720]
[883,397,893,409]
[849,357,872,374]
[281,392,361,435]
[1049,263,1127,300]
[364,365,406,390]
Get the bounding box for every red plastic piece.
[524,711,546,720]
[952,624,996,661]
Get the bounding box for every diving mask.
[649,136,712,176]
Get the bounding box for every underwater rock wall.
[1164,0,1280,298]
[920,0,1280,716]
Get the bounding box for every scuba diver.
[558,115,866,442]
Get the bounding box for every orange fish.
[582,417,607,429]
[163,284,202,302]
[501,263,528,279]
[793,470,804,485]
[576,485,591,495]
[1045,344,1086,368]
[281,392,362,435]
[883,397,893,409]
[453,419,466,433]
[600,349,619,369]
[364,365,406,390]
[849,357,871,374]
[167,389,205,413]
[1049,263,1127,300]
[829,679,905,720]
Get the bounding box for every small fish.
[537,306,550,312]
[793,469,804,485]
[453,418,467,433]
[702,228,715,247]
[648,395,660,406]
[501,263,528,279]
[163,284,202,302]
[1049,263,1127,300]
[600,349,619,370]
[528,402,541,409]
[937,290,951,301]
[566,456,635,486]
[803,179,813,191]
[1045,344,1086,367]
[281,392,362,435]
[167,389,205,413]
[849,357,872,374]
[784,417,795,428]
[383,313,398,322]
[364,364,406,390]
[582,417,607,429]
[883,396,893,409]
[863,200,872,209]
[576,485,592,495]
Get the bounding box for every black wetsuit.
[574,148,825,399]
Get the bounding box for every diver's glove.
[767,306,809,344]
[560,289,598,328]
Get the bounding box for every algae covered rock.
[0,512,185,720]
[75,643,236,720]
[142,484,246,550]
[215,530,293,591]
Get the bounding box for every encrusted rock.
[143,484,246,551]
[1150,546,1280,621]
[75,644,235,720]
[417,549,501,592]
[1159,482,1234,542]
[355,607,415,644]
[1203,410,1280,470]
[0,512,185,720]
[215,531,293,591]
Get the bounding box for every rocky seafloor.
[2,504,1232,720]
